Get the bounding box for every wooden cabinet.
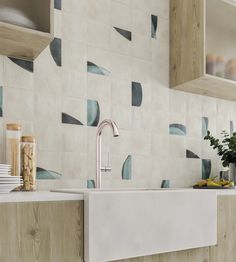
[170,0,236,101]
[0,0,53,61]
[0,201,83,262]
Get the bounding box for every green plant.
[204,130,236,167]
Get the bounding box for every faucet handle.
[101,152,112,173]
[101,166,112,172]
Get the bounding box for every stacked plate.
[0,164,23,193]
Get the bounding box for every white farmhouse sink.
[53,189,217,262]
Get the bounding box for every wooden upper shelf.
[170,0,236,101]
[0,0,53,61]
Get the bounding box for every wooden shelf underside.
[0,21,53,61]
[172,74,236,101]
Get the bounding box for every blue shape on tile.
[186,150,200,159]
[87,100,100,127]
[151,15,158,38]
[8,57,33,72]
[230,121,234,136]
[54,0,61,10]
[113,27,132,41]
[50,38,62,66]
[169,124,186,136]
[87,180,95,189]
[36,167,62,180]
[161,180,170,188]
[87,61,110,76]
[62,112,83,125]
[202,159,211,179]
[202,117,209,138]
[122,155,132,180]
[0,86,2,117]
[132,81,143,107]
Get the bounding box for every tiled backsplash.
[0,0,235,189]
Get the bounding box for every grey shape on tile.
[161,180,170,188]
[113,27,132,41]
[87,99,100,127]
[169,124,186,136]
[36,167,62,180]
[202,159,211,179]
[87,179,95,189]
[202,117,209,138]
[0,86,2,117]
[230,120,234,136]
[186,150,200,159]
[132,81,143,107]
[62,112,83,125]
[87,61,110,76]
[151,15,158,38]
[8,57,34,72]
[54,0,61,10]
[122,155,132,180]
[50,38,62,66]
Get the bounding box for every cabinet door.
[210,195,236,262]
[0,201,83,262]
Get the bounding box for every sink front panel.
[84,190,217,262]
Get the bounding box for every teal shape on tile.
[161,180,170,188]
[87,61,110,76]
[151,15,158,38]
[169,124,186,136]
[0,86,2,117]
[36,167,62,180]
[50,38,62,66]
[132,81,143,107]
[202,159,211,179]
[113,27,132,41]
[54,0,61,10]
[62,112,83,125]
[122,155,132,180]
[202,117,209,138]
[87,99,100,127]
[230,121,234,136]
[87,180,95,189]
[8,57,33,72]
[186,150,200,159]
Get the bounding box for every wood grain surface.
[0,201,83,262]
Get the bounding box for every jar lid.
[7,123,21,131]
[21,136,36,143]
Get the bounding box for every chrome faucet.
[96,119,119,188]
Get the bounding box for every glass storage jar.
[6,123,21,177]
[21,136,36,191]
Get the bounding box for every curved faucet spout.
[97,119,119,137]
[96,119,119,188]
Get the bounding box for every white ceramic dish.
[0,179,22,182]
[0,181,23,184]
[0,164,11,167]
[0,184,22,194]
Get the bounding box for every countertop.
[0,191,84,203]
[0,188,235,203]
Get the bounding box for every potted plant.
[204,130,236,182]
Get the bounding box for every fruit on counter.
[206,179,221,187]
[194,178,235,188]
[197,180,207,187]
